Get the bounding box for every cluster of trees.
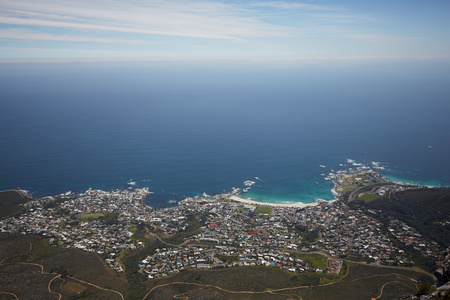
[293,224,320,244]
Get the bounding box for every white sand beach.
[229,195,321,208]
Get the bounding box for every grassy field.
[128,225,137,233]
[358,193,379,203]
[80,212,105,220]
[254,206,273,215]
[215,254,239,264]
[293,253,328,270]
[62,280,87,294]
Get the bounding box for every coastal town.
[0,170,446,279]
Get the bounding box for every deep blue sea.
[1,60,449,208]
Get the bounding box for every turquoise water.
[0,60,449,207]
[242,176,334,204]
[383,175,445,187]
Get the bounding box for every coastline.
[8,167,448,210]
[228,195,324,208]
[382,174,444,188]
[2,189,32,199]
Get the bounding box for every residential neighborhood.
[0,175,446,278]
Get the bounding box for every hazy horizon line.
[2,55,450,65]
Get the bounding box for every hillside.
[353,187,450,248]
[394,188,450,215]
[0,233,128,299]
[0,190,31,218]
[0,232,434,300]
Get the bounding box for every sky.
[0,0,450,61]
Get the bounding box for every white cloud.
[0,28,151,44]
[0,0,442,60]
[0,0,292,40]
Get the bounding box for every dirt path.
[0,242,32,265]
[0,242,124,300]
[147,231,188,248]
[69,277,125,300]
[0,291,19,299]
[371,280,419,300]
[3,262,64,300]
[142,265,420,300]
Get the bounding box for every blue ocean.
[1,60,449,208]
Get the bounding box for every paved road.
[146,230,188,247]
[348,183,395,202]
[347,181,424,202]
